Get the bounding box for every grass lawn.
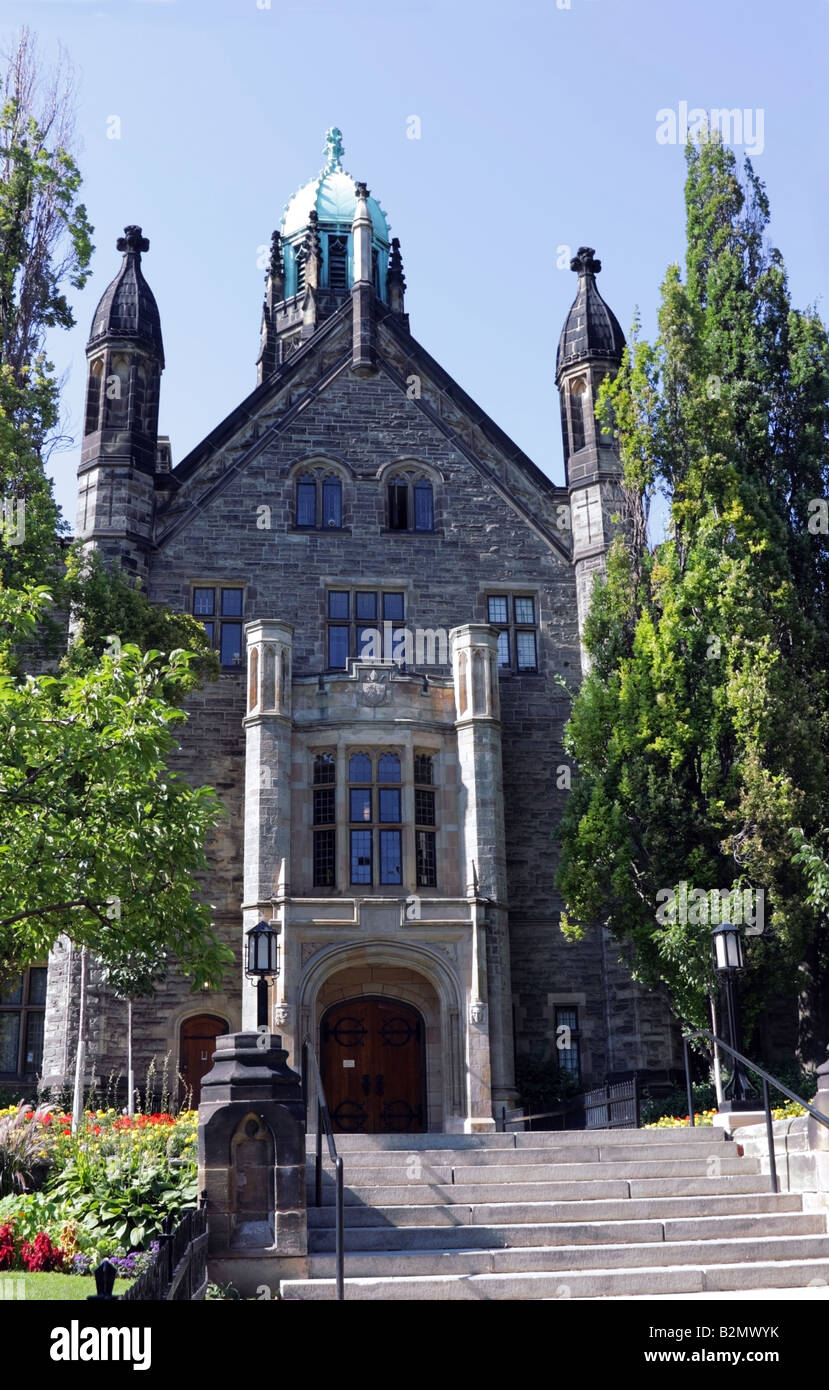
[2,1272,132,1301]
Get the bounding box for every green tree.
[0,28,93,592]
[556,136,829,1051]
[0,586,231,986]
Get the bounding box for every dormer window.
[387,472,434,532]
[295,469,343,529]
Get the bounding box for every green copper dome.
[281,128,390,242]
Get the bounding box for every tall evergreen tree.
[556,136,829,1054]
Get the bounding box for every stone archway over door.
[179,1015,229,1106]
[321,997,426,1133]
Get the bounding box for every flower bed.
[0,1105,197,1275]
[644,1102,806,1129]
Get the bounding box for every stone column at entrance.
[198,1031,307,1295]
[450,624,517,1128]
[242,620,293,1031]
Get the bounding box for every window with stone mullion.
[312,753,337,888]
[348,751,402,886]
[0,967,46,1076]
[414,753,437,888]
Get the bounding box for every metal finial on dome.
[322,127,345,173]
[570,246,601,276]
[116,225,149,257]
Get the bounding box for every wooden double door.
[321,997,426,1133]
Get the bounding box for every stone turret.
[76,226,165,579]
[556,247,626,666]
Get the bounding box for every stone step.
[320,1127,726,1151]
[309,1157,755,1186]
[323,1173,770,1206]
[307,1209,826,1252]
[306,1233,829,1278]
[280,1257,829,1301]
[309,1140,736,1168]
[307,1190,803,1228]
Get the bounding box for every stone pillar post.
[450,623,517,1129]
[198,1031,306,1296]
[351,181,375,374]
[243,620,293,1031]
[808,1048,829,1152]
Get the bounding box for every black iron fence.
[500,1076,640,1131]
[90,1206,208,1302]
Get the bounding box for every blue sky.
[4,0,829,530]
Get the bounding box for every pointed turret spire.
[556,245,624,380]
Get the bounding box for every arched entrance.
[179,1014,229,1106]
[321,996,426,1133]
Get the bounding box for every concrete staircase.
[279,1126,829,1300]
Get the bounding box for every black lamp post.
[712,921,758,1109]
[245,919,280,1029]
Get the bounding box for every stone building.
[7,128,681,1129]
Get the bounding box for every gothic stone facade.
[37,136,680,1131]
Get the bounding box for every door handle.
[375,1073,384,1096]
[361,1073,371,1095]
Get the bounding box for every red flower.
[21,1232,62,1273]
[0,1224,15,1272]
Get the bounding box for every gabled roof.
[157,301,570,561]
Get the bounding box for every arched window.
[349,752,372,783]
[104,354,129,426]
[414,479,434,532]
[322,476,342,527]
[296,474,317,527]
[85,359,103,435]
[248,647,259,713]
[387,470,435,532]
[560,391,570,465]
[295,469,343,529]
[378,753,401,783]
[569,379,587,454]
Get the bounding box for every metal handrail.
[682,1027,829,1195]
[302,1035,345,1301]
